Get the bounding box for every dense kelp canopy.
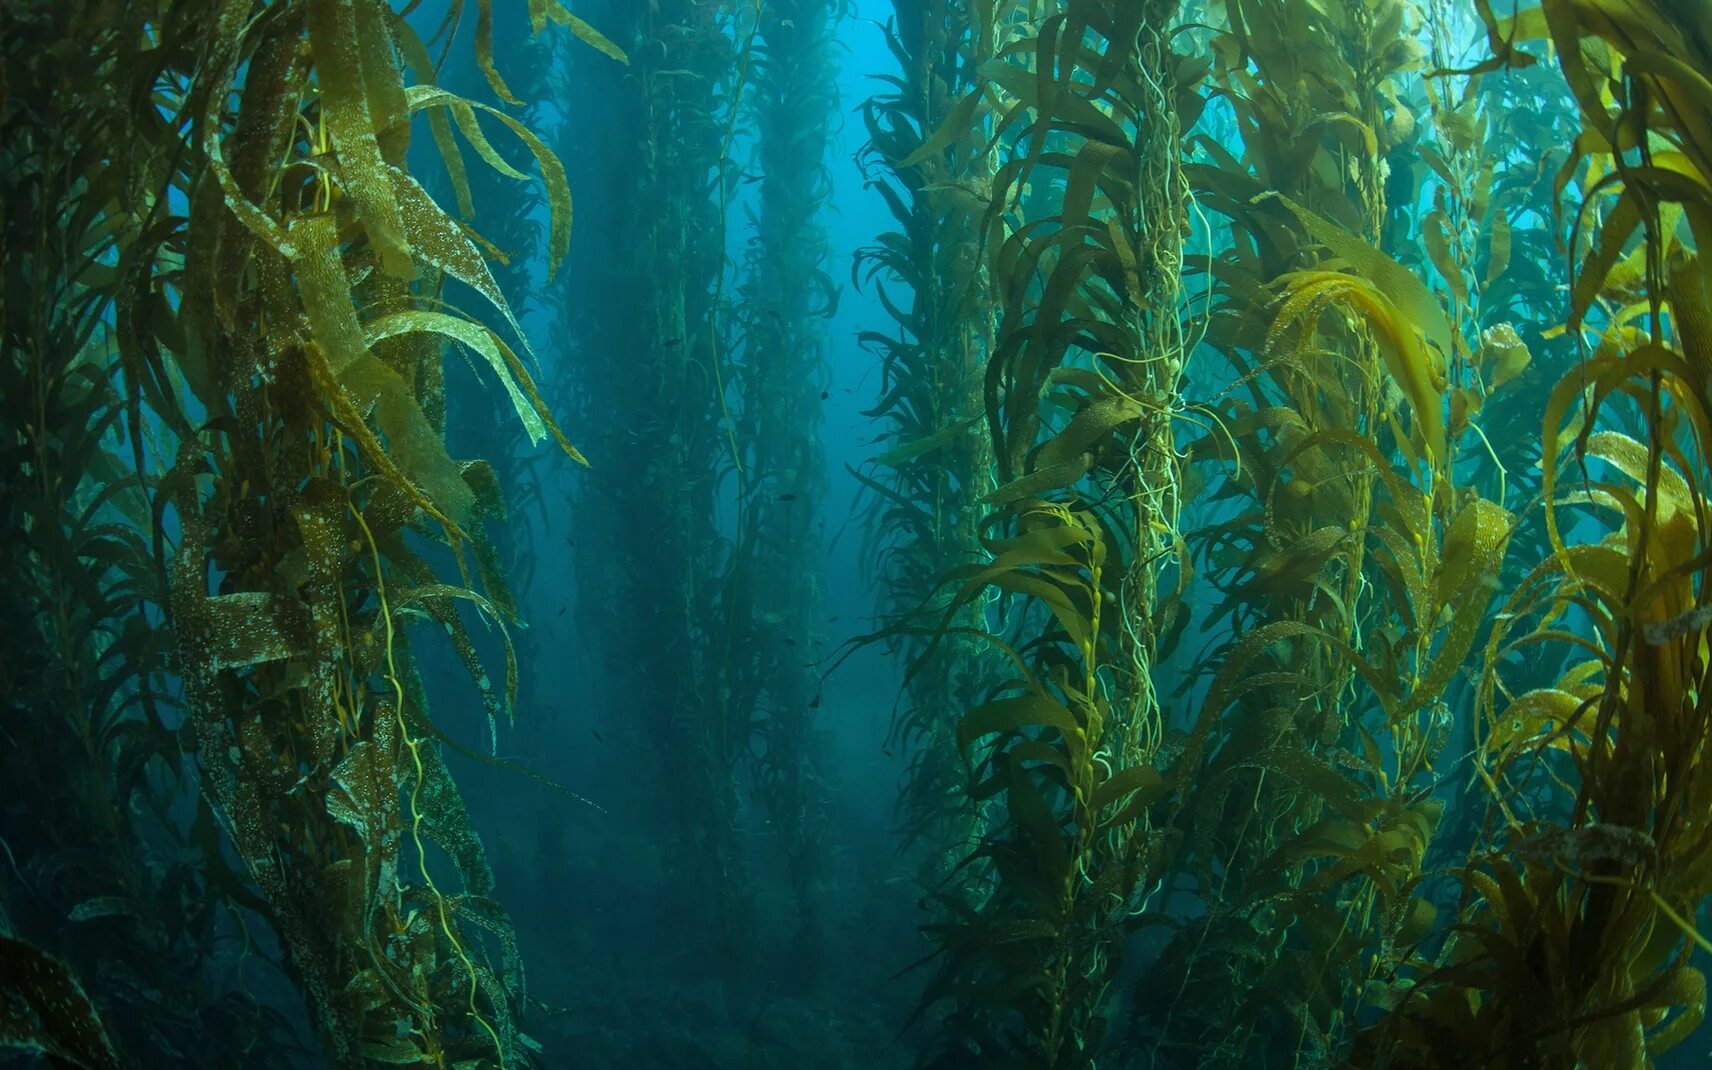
[4,0,1712,1067]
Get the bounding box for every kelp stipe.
[865,2,1210,1064]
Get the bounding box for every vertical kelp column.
[556,0,748,940]
[157,3,598,1065]
[1141,0,1512,1061]
[857,0,1001,895]
[900,2,1207,1065]
[0,4,288,1063]
[738,0,839,930]
[1352,6,1712,1066]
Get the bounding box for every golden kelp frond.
[1272,268,1448,465]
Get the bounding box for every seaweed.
[737,0,843,939]
[1,1,616,1065]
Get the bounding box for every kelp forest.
[6,0,1712,1068]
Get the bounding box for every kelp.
[855,0,1003,904]
[736,0,842,936]
[166,0,605,1059]
[0,3,295,1063]
[1126,0,1531,1062]
[3,0,615,1065]
[550,0,753,947]
[877,1,1208,1064]
[1347,3,1712,1066]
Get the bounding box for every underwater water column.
[555,0,752,944]
[856,0,1001,900]
[737,0,840,935]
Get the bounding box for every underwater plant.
[869,1,1214,1064]
[0,4,295,1062]
[856,0,1002,902]
[551,0,753,947]
[738,0,842,936]
[1124,1,1534,1061]
[1347,3,1712,1066]
[3,0,622,1065]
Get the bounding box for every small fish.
[783,637,797,647]
[777,493,797,501]
[591,729,607,745]
[557,606,567,617]
[663,337,683,348]
[808,696,821,710]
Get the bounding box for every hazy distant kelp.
[738,0,842,936]
[552,0,752,947]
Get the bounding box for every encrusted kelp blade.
[0,935,121,1070]
[405,86,574,281]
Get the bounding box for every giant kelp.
[8,0,1712,1066]
[0,5,294,1061]
[738,0,842,934]
[1,1,617,1065]
[873,1,1211,1064]
[856,0,1002,900]
[1346,3,1712,1065]
[553,0,752,947]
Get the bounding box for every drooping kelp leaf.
[959,691,1088,766]
[1539,344,1712,569]
[1266,194,1455,461]
[366,311,548,446]
[301,327,474,532]
[474,0,522,105]
[388,168,528,353]
[389,11,473,217]
[528,0,629,63]
[1272,270,1448,464]
[875,413,984,467]
[0,935,121,1070]
[413,745,497,900]
[404,86,573,280]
